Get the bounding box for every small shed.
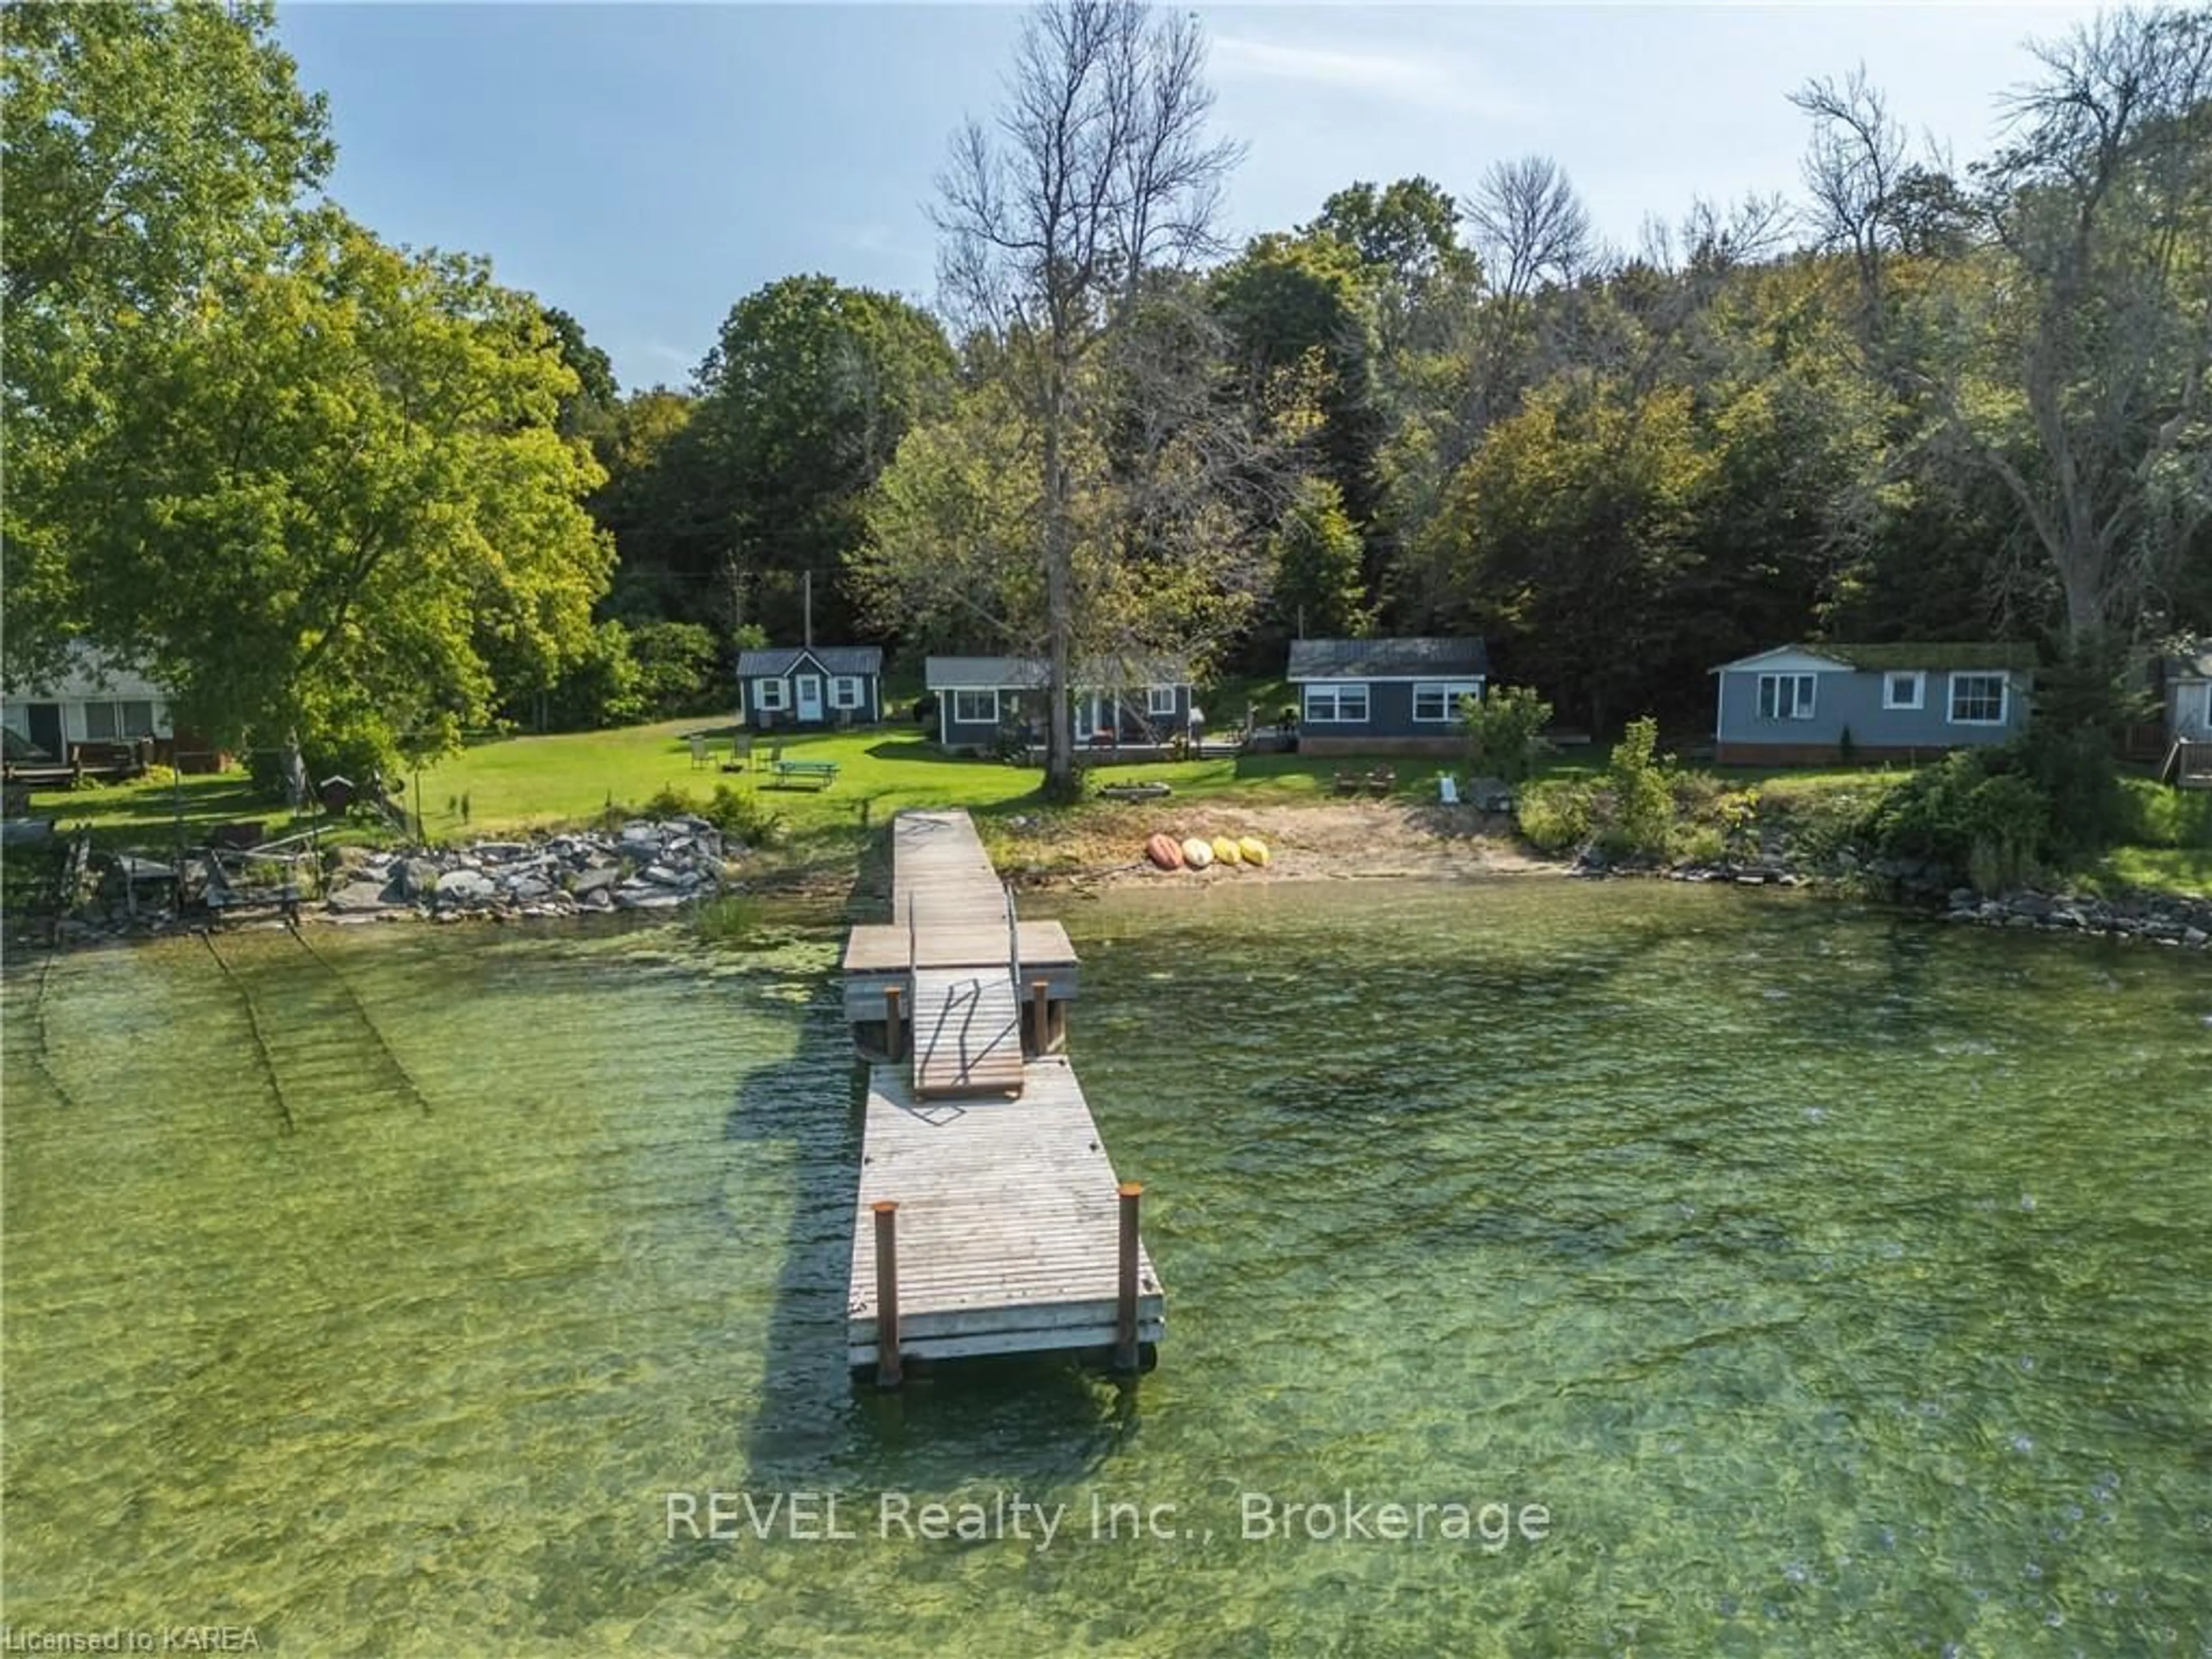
[736,646,883,732]
[1286,637,1490,756]
[1711,643,2036,765]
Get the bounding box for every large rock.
[569,865,620,896]
[397,858,444,899]
[327,880,394,914]
[435,869,498,903]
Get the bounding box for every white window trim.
[1755,672,1817,722]
[755,677,789,712]
[830,675,863,710]
[1412,681,1482,723]
[1303,683,1371,724]
[1882,671,1925,711]
[1947,672,2010,726]
[950,688,1000,726]
[1146,685,1177,717]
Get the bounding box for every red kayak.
[1145,832,1184,871]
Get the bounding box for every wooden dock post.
[1031,978,1049,1055]
[1114,1181,1143,1372]
[873,1201,903,1388]
[884,984,904,1063]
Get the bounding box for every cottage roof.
[735,645,882,679]
[1286,637,1490,680]
[925,655,1190,691]
[2163,639,2212,680]
[0,643,168,701]
[1715,642,2037,674]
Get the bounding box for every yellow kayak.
[1210,835,1243,866]
[1238,836,1270,868]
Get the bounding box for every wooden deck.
[842,918,1077,974]
[838,808,1163,1376]
[846,1058,1165,1365]
[910,967,1025,1096]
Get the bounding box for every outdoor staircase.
[911,967,1025,1097]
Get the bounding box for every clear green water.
[3,882,2209,1656]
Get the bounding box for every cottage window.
[1304,683,1369,724]
[1146,685,1177,717]
[830,676,862,710]
[1756,673,1817,721]
[81,700,157,740]
[1412,681,1481,722]
[755,679,789,712]
[1883,672,1925,711]
[1948,673,2008,725]
[951,689,999,726]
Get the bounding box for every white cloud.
[1210,32,1527,120]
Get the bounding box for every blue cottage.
[1711,643,2035,765]
[736,645,884,732]
[1286,637,1490,756]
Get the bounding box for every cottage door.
[795,675,824,722]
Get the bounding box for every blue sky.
[276,3,2101,392]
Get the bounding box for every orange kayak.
[1145,832,1184,870]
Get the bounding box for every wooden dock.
[840,810,1162,1377]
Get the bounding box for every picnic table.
[768,757,839,790]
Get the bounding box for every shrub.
[1598,717,1676,861]
[701,783,781,846]
[1676,825,1727,866]
[1517,780,1594,855]
[1860,748,2052,892]
[641,783,695,820]
[1461,685,1552,785]
[628,621,721,716]
[546,619,647,729]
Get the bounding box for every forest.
[5,0,2208,779]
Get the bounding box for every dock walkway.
[841,810,1162,1376]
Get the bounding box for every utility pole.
[803,569,814,647]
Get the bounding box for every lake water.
[3,880,2208,1656]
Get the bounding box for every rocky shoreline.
[34,817,743,945]
[1573,849,2211,950]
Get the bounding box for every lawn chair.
[689,734,710,770]
[1366,767,1396,798]
[1331,771,1362,797]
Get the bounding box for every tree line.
[6,0,2207,793]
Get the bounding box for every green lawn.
[21,718,2209,902]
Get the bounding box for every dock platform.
[846,1057,1164,1366]
[840,810,1162,1378]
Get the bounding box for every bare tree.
[1464,154,1592,308]
[932,0,1243,798]
[1965,5,2212,639]
[1790,67,1907,324]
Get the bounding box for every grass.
[18,715,2210,900]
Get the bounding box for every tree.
[540,304,618,434]
[1431,376,1714,731]
[1927,9,2212,639]
[930,0,1244,800]
[1266,477,1371,642]
[1461,684,1552,786]
[67,214,612,768]
[1211,232,1383,538]
[2,0,332,679]
[678,275,953,643]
